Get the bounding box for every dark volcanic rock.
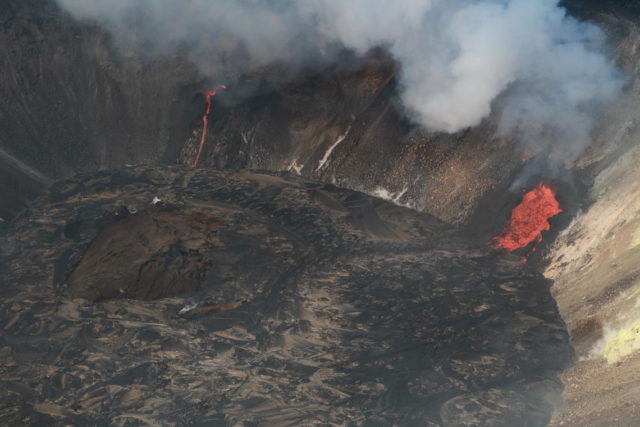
[0,166,571,425]
[70,209,221,301]
[68,206,301,303]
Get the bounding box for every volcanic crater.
[2,0,640,426]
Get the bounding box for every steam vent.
[3,1,640,426]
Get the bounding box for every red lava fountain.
[490,183,562,260]
[190,85,227,169]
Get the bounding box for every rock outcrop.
[0,166,571,425]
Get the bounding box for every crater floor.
[0,166,571,425]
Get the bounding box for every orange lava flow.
[490,183,562,253]
[190,85,227,169]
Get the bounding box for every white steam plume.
[56,0,624,160]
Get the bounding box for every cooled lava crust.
[0,166,571,426]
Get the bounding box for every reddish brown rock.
[69,209,225,301]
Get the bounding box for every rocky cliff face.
[0,166,571,425]
[0,0,530,236]
[0,0,204,219]
[541,11,640,425]
[0,0,204,177]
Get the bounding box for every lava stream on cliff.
[190,85,226,169]
[490,183,562,259]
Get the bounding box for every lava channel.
[490,183,562,261]
[190,85,226,169]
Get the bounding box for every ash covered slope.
[0,166,570,425]
[539,5,640,424]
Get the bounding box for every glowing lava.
[190,85,227,169]
[490,183,562,255]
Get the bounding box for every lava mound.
[0,166,571,426]
[69,206,297,302]
[70,209,222,301]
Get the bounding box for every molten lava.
[190,85,227,169]
[490,183,562,255]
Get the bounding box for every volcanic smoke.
[490,183,562,257]
[190,85,226,169]
[55,0,624,166]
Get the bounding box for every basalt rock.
[66,206,302,303]
[0,166,571,425]
[70,209,220,301]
